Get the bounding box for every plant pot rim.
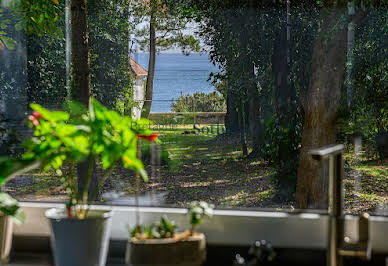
[130,232,205,244]
[45,207,112,220]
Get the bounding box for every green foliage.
[130,215,177,239]
[0,6,17,51]
[26,31,67,106]
[16,0,63,37]
[158,215,177,238]
[0,193,25,224]
[0,8,17,50]
[1,0,62,40]
[188,201,214,234]
[0,99,155,216]
[171,91,226,113]
[88,0,135,112]
[140,142,173,168]
[0,158,39,185]
[193,2,310,194]
[130,201,214,239]
[129,0,200,54]
[150,113,196,125]
[261,112,301,190]
[25,0,136,112]
[130,224,142,238]
[339,7,388,141]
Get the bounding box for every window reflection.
[0,0,386,214]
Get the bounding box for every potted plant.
[126,201,214,266]
[0,192,25,263]
[0,99,155,266]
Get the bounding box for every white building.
[130,58,148,119]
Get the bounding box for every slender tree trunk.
[71,0,91,106]
[238,98,248,156]
[71,0,96,200]
[248,95,261,157]
[244,4,261,156]
[142,14,156,118]
[247,62,261,158]
[295,9,348,209]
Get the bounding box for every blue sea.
[133,53,219,113]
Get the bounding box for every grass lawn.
[6,124,388,214]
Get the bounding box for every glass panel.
[0,1,386,214]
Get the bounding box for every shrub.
[171,91,226,113]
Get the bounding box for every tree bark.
[246,62,261,157]
[71,0,91,106]
[271,7,298,196]
[272,14,290,155]
[295,9,348,209]
[71,0,96,200]
[142,14,156,118]
[248,95,262,157]
[243,4,261,156]
[225,89,240,136]
[238,98,248,156]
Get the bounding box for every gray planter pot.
[126,233,206,266]
[45,208,112,266]
[0,215,13,264]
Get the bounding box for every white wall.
[132,78,145,120]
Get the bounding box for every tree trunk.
[248,95,262,157]
[246,62,261,158]
[272,14,290,158]
[71,0,91,106]
[142,14,156,118]
[71,0,96,200]
[295,9,348,209]
[225,89,240,136]
[243,4,261,156]
[238,98,248,156]
[271,7,298,197]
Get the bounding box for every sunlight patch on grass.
[220,190,247,206]
[256,189,275,201]
[249,160,263,166]
[354,165,388,178]
[356,191,387,204]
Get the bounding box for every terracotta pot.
[45,208,112,266]
[126,233,206,266]
[0,215,13,264]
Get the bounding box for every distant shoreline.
[133,53,218,113]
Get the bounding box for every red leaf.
[137,133,159,142]
[32,111,42,120]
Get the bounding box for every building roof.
[130,58,148,78]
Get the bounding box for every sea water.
[133,53,219,113]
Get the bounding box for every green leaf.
[11,209,26,225]
[0,193,25,224]
[63,101,87,116]
[30,104,51,118]
[30,104,69,122]
[139,168,148,182]
[1,36,16,50]
[50,111,70,121]
[0,158,41,185]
